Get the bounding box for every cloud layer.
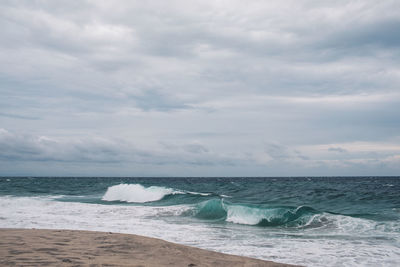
[1,0,399,176]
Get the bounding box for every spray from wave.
[102,184,212,203]
[102,184,179,203]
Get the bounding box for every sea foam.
[102,183,213,203]
[1,194,400,267]
[102,184,179,203]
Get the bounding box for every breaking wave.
[102,184,211,203]
[191,199,319,227]
[102,184,180,203]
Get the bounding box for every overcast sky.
[1,0,400,176]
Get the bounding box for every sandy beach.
[0,229,297,266]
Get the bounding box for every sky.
[1,0,400,176]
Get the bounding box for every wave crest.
[192,199,319,227]
[195,199,227,220]
[102,184,178,203]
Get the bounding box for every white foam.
[102,184,177,203]
[185,191,211,196]
[101,184,212,203]
[1,196,399,267]
[225,205,265,225]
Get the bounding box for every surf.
[190,199,320,227]
[102,184,180,203]
[101,183,212,203]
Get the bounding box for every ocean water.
[0,177,399,266]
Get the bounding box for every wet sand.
[0,228,298,266]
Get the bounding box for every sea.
[0,176,399,266]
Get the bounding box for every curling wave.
[192,199,319,227]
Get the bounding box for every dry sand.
[0,228,298,267]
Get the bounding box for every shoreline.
[0,228,298,266]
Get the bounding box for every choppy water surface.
[1,177,399,266]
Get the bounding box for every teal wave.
[2,178,399,228]
[191,199,319,227]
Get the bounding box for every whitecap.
[102,184,179,203]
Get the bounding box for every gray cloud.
[264,143,310,162]
[328,147,348,153]
[183,143,209,154]
[130,89,191,111]
[1,0,400,176]
[0,129,240,171]
[321,18,400,51]
[265,143,291,161]
[0,112,40,120]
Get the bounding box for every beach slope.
[0,229,297,266]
